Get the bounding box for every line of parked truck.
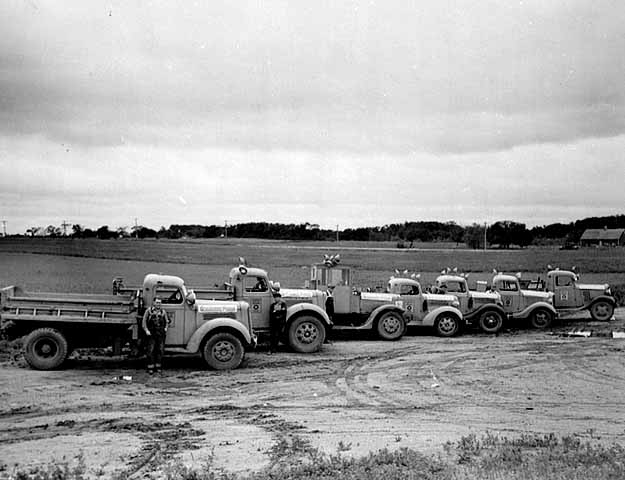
[0,258,616,371]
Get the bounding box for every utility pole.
[224,220,228,239]
[484,221,487,251]
[1,220,6,237]
[336,224,339,242]
[61,220,70,236]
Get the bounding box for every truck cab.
[490,274,557,329]
[386,277,464,337]
[543,270,615,321]
[304,263,407,340]
[430,275,506,334]
[224,265,332,353]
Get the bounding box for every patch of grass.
[12,433,624,480]
[9,453,87,480]
[444,432,625,480]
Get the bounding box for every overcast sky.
[1,1,624,234]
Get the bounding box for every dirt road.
[2,311,625,478]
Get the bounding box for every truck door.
[398,284,421,322]
[241,275,272,331]
[445,280,469,312]
[156,285,187,346]
[497,280,520,313]
[553,274,576,308]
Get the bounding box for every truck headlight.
[451,300,460,308]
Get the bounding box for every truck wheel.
[434,313,460,337]
[589,301,614,321]
[202,332,244,370]
[530,309,553,329]
[479,310,504,334]
[24,328,69,370]
[288,315,325,353]
[376,311,405,341]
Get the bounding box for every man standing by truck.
[142,297,170,374]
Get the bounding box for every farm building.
[580,228,625,247]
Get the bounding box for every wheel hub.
[383,317,401,333]
[296,323,318,344]
[35,340,56,358]
[439,317,455,333]
[213,341,235,362]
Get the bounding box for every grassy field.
[1,237,624,293]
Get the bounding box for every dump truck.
[384,277,465,336]
[519,269,615,321]
[428,274,506,333]
[0,273,256,370]
[489,273,558,329]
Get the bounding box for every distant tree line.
[16,214,625,249]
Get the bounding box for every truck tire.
[530,309,553,329]
[478,310,504,334]
[434,313,460,337]
[376,311,405,341]
[589,301,614,322]
[288,315,325,353]
[202,332,244,370]
[24,328,69,370]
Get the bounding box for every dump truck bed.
[0,286,138,325]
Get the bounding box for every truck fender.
[366,304,405,328]
[588,295,616,308]
[286,303,332,327]
[513,302,558,320]
[185,318,253,353]
[422,306,463,327]
[464,304,507,324]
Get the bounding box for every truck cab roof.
[143,274,186,289]
[492,274,520,284]
[228,266,269,280]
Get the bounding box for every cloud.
[1,1,625,154]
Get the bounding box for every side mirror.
[186,290,196,306]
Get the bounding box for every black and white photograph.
[1,1,625,478]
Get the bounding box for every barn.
[580,228,625,247]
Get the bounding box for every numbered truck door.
[552,273,578,309]
[394,283,423,322]
[496,279,521,314]
[240,275,273,330]
[156,285,188,346]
